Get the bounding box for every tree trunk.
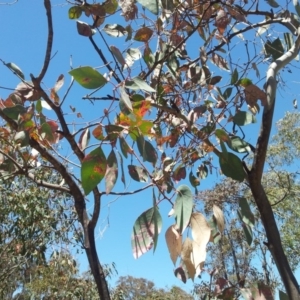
[249,178,300,299]
[85,223,111,300]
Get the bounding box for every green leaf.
[238,197,255,227]
[295,2,300,17]
[265,0,279,8]
[219,152,245,182]
[189,171,200,187]
[103,24,127,37]
[117,150,126,187]
[173,185,193,234]
[14,130,29,147]
[143,46,155,67]
[220,141,228,159]
[131,206,162,259]
[3,105,26,120]
[136,0,159,15]
[284,32,293,51]
[215,129,230,142]
[69,66,107,89]
[125,77,156,92]
[110,46,126,66]
[125,25,132,41]
[131,94,145,102]
[128,165,148,182]
[208,76,222,85]
[264,40,273,57]
[136,134,158,166]
[233,111,256,126]
[40,121,58,144]
[6,62,25,79]
[227,136,251,153]
[103,0,118,14]
[208,217,221,244]
[81,147,107,195]
[119,87,134,117]
[105,124,123,141]
[36,99,42,114]
[126,48,142,61]
[105,149,118,194]
[238,211,253,246]
[119,135,132,158]
[230,68,238,85]
[223,87,232,100]
[271,38,284,60]
[68,6,82,19]
[153,191,160,253]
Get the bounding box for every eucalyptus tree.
[1,0,300,299]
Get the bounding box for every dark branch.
[37,0,53,83]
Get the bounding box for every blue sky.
[1,0,300,296]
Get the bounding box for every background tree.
[194,111,300,298]
[1,0,300,299]
[0,172,77,299]
[111,275,194,300]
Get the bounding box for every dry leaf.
[213,205,225,232]
[165,225,182,265]
[244,84,267,107]
[215,9,230,35]
[181,238,196,280]
[191,241,205,277]
[190,213,211,248]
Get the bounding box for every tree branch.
[249,27,300,300]
[37,0,53,83]
[0,149,71,193]
[89,36,122,84]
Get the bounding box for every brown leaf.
[226,6,247,23]
[215,9,230,35]
[244,84,267,107]
[53,74,64,92]
[213,205,225,233]
[134,27,153,42]
[165,225,182,265]
[190,213,211,249]
[50,74,64,104]
[181,238,196,280]
[120,0,137,21]
[174,266,187,283]
[78,128,90,151]
[214,278,228,295]
[15,81,42,102]
[210,53,230,70]
[76,21,95,37]
[191,241,205,277]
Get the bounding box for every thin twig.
[100,183,153,196]
[89,36,122,84]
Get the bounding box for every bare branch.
[37,0,53,83]
[101,183,153,196]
